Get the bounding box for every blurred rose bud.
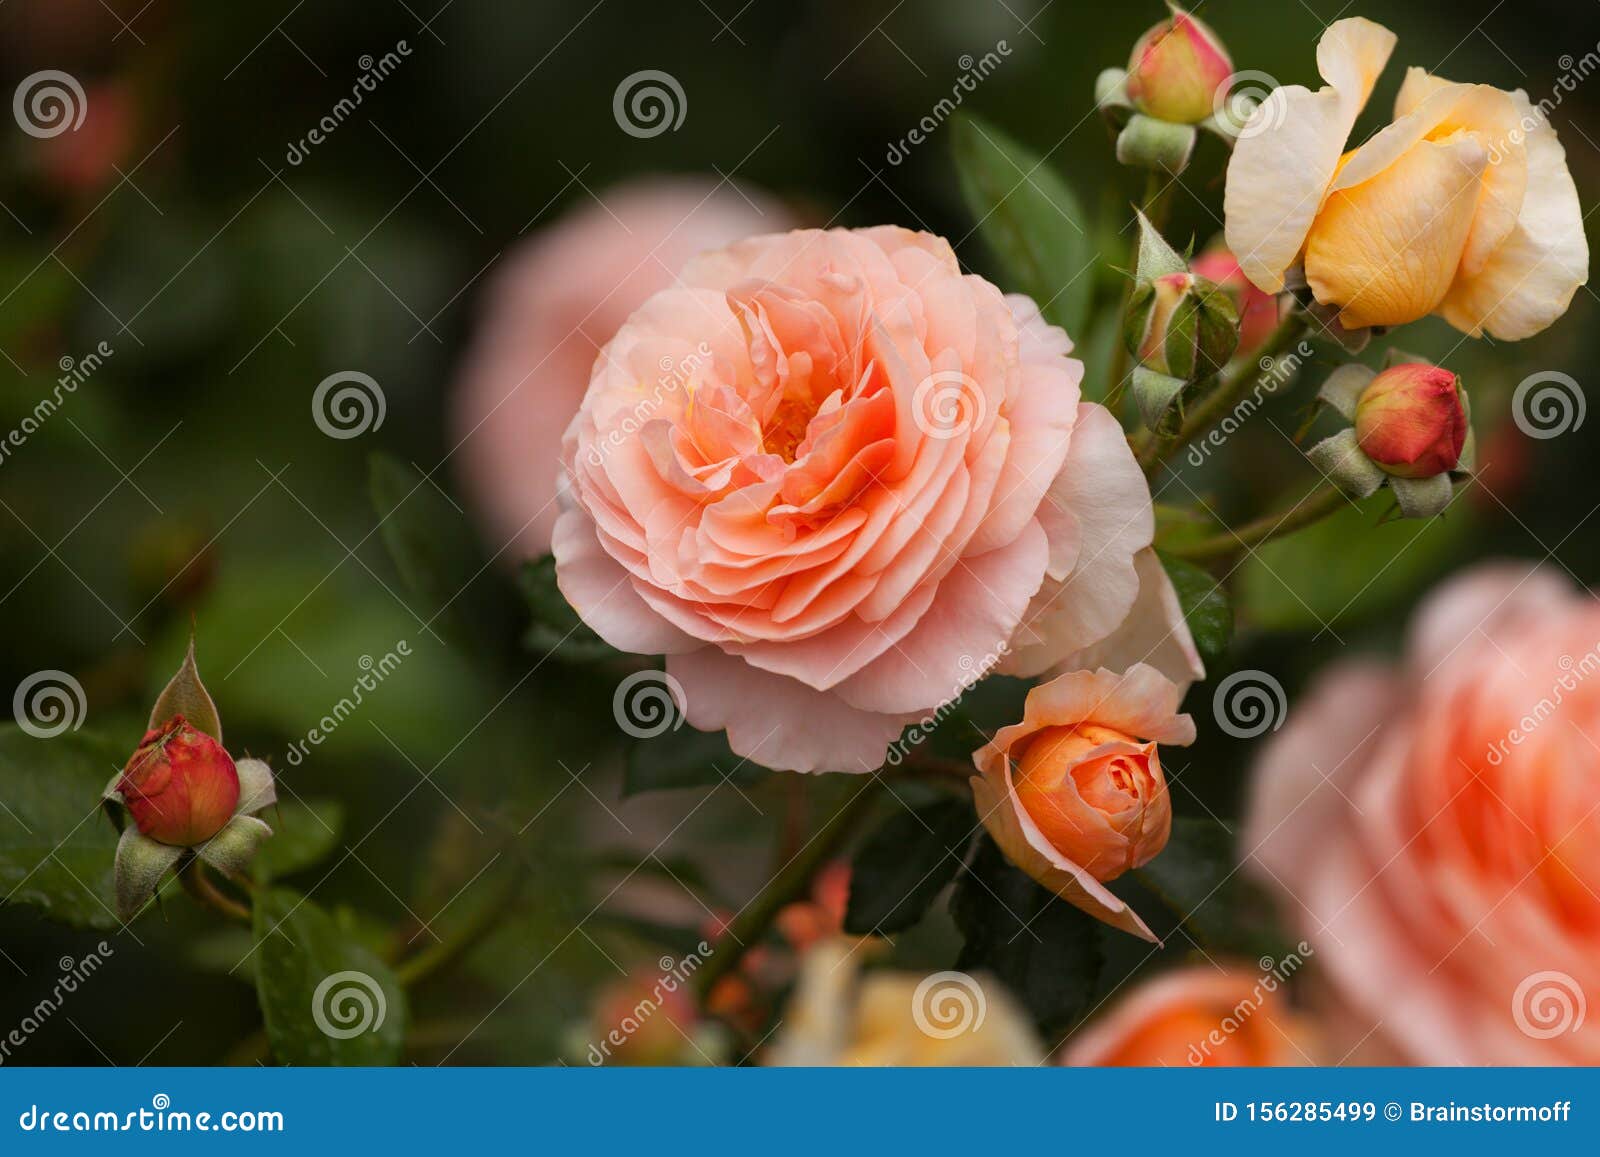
[37,80,134,198]
[775,861,851,952]
[1125,6,1233,124]
[1126,271,1239,381]
[1353,364,1467,478]
[589,969,701,1066]
[972,665,1195,941]
[1012,721,1171,880]
[1189,247,1280,359]
[116,715,240,846]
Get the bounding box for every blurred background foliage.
[0,0,1595,1063]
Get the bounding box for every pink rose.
[451,177,791,558]
[1246,563,1600,1063]
[556,225,1200,773]
[971,664,1195,939]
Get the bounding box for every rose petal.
[1224,17,1397,292]
[1439,90,1589,339]
[668,646,916,773]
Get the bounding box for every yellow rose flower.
[765,939,1044,1066]
[1224,18,1587,339]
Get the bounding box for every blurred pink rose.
[452,177,791,558]
[1247,563,1600,1063]
[1060,964,1317,1066]
[557,225,1199,773]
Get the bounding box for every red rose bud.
[117,715,240,846]
[1354,364,1468,478]
[1125,271,1238,381]
[1125,6,1233,125]
[1190,247,1279,359]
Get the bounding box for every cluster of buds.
[102,641,276,920]
[1096,4,1239,172]
[1307,356,1474,518]
[1123,212,1239,433]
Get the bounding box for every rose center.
[763,396,818,464]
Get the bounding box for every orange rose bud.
[1353,364,1467,478]
[1012,722,1171,881]
[1125,7,1233,125]
[116,715,240,846]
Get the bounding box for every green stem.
[1166,482,1348,562]
[1137,314,1309,474]
[180,858,253,923]
[1139,168,1172,233]
[395,864,524,989]
[693,777,882,1000]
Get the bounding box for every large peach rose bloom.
[1247,563,1600,1064]
[452,177,791,558]
[1225,18,1587,339]
[556,226,1199,773]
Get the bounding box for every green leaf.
[0,726,125,928]
[844,798,974,935]
[1157,550,1233,668]
[253,886,407,1065]
[622,726,766,796]
[148,635,223,742]
[1135,816,1286,957]
[950,836,1102,1031]
[252,798,345,882]
[1238,490,1476,631]
[368,453,486,653]
[951,113,1095,336]
[1132,209,1188,282]
[517,555,618,663]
